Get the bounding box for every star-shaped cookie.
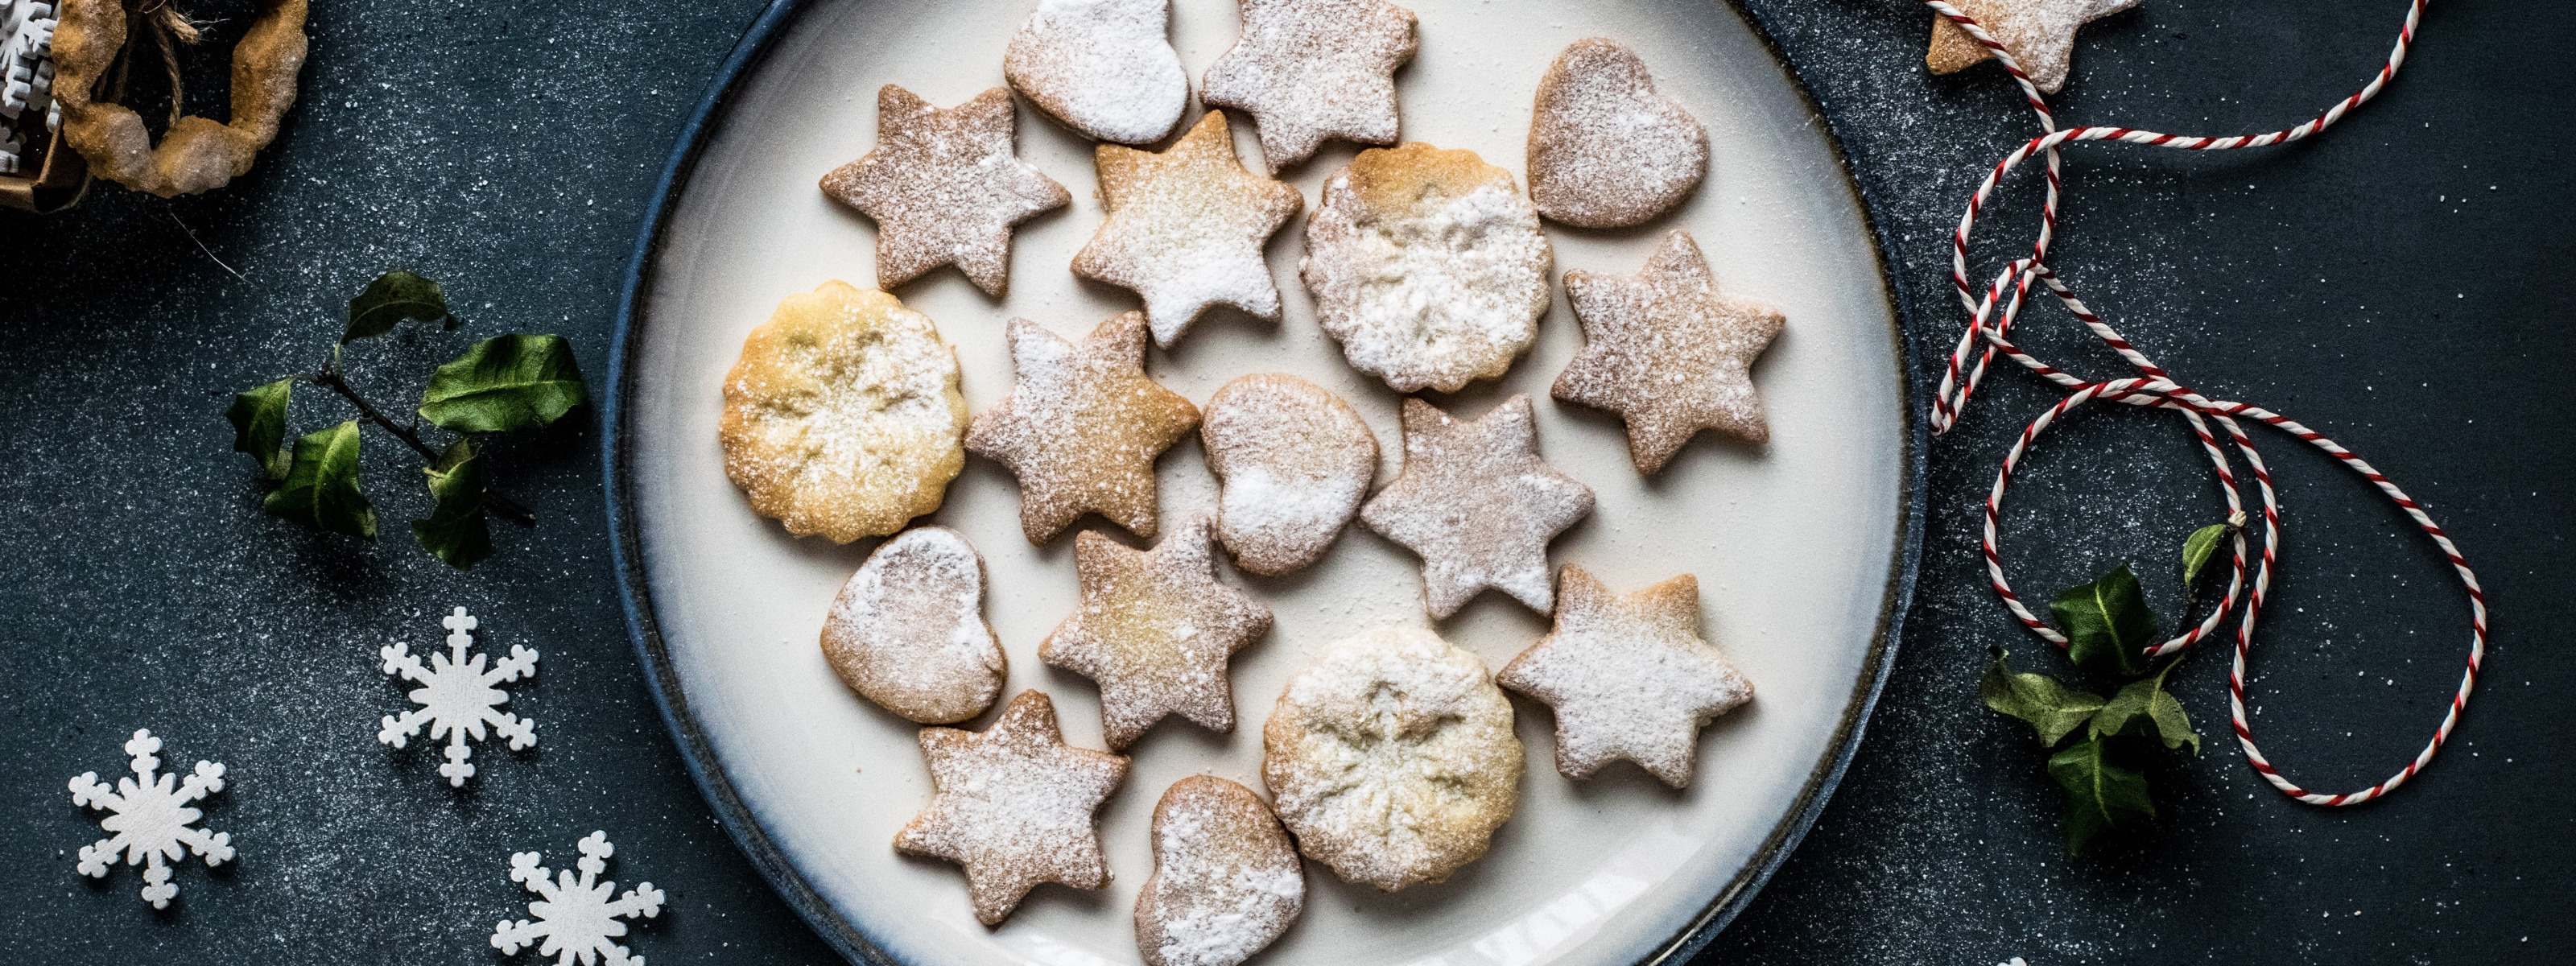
[1359,394,1595,617]
[1551,230,1783,474]
[820,85,1071,297]
[1071,111,1303,348]
[1202,0,1418,171]
[1041,516,1275,750]
[895,690,1131,925]
[1496,566,1753,787]
[1925,0,2140,94]
[967,312,1202,544]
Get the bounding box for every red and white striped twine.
[1920,0,2484,806]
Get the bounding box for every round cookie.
[1003,0,1190,144]
[1301,142,1554,393]
[720,281,968,543]
[1261,625,1522,891]
[1134,776,1304,966]
[820,526,1005,724]
[1199,374,1377,576]
[1526,38,1708,229]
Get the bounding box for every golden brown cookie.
[720,281,968,543]
[1042,517,1274,750]
[965,312,1202,544]
[1302,143,1554,393]
[1496,566,1753,787]
[1525,39,1707,229]
[895,690,1131,926]
[819,85,1071,297]
[820,526,1005,724]
[1262,625,1521,891]
[1358,395,1594,617]
[1003,0,1189,144]
[1133,776,1304,966]
[1551,230,1783,473]
[1072,111,1303,347]
[1199,0,1418,171]
[1925,0,2139,94]
[1199,374,1378,576]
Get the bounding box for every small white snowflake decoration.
[68,729,234,908]
[378,606,539,786]
[493,831,665,966]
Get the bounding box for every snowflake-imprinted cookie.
[1359,394,1594,617]
[1551,230,1783,473]
[820,85,1071,297]
[492,831,665,965]
[1041,516,1274,749]
[1071,111,1303,347]
[966,312,1201,543]
[68,729,233,908]
[1496,565,1753,787]
[378,605,538,787]
[1201,0,1418,171]
[897,690,1132,925]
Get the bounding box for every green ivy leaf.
[342,270,458,343]
[417,333,588,433]
[2050,563,2157,677]
[263,420,376,540]
[2182,522,2231,586]
[411,440,493,570]
[2094,664,2202,754]
[226,378,295,479]
[1980,647,2107,746]
[2048,732,2155,856]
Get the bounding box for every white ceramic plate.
[607,1,1914,964]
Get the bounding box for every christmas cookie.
[1199,373,1377,576]
[1199,0,1417,171]
[1041,516,1275,750]
[1302,143,1554,393]
[1925,0,2139,94]
[966,312,1201,544]
[1072,111,1303,347]
[1261,625,1521,891]
[1004,0,1190,144]
[1496,565,1753,787]
[1552,230,1783,473]
[895,690,1131,926]
[1133,776,1305,966]
[820,526,1005,724]
[1526,39,1707,229]
[1359,395,1594,617]
[720,281,968,543]
[818,85,1071,297]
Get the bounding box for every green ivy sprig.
[224,270,588,570]
[1982,513,2247,855]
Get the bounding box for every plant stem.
[312,363,537,527]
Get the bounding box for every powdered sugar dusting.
[1526,38,1709,229]
[1199,0,1418,170]
[1136,776,1303,966]
[896,691,1131,925]
[1359,395,1595,617]
[1072,112,1304,347]
[1201,374,1377,576]
[1925,0,2140,94]
[964,313,1201,543]
[822,526,1005,724]
[1552,229,1784,473]
[1496,567,1753,787]
[1004,0,1190,144]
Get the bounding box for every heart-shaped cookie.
[1004,0,1190,145]
[1525,38,1708,229]
[819,526,1005,724]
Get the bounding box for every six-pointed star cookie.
[1496,565,1752,787]
[1042,516,1275,750]
[1924,0,2140,94]
[896,690,1131,925]
[1202,0,1418,171]
[1071,112,1303,348]
[820,85,1071,297]
[968,312,1203,544]
[1551,230,1784,474]
[1359,394,1595,617]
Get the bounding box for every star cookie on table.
[1924,0,2140,94]
[1201,0,1418,171]
[1072,111,1302,347]
[967,312,1202,543]
[895,690,1132,926]
[1496,565,1753,787]
[1551,230,1783,474]
[1042,516,1275,750]
[1359,394,1594,617]
[819,85,1071,297]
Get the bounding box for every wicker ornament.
[50,0,304,197]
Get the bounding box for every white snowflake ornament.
[68,729,234,908]
[493,831,665,965]
[378,606,539,786]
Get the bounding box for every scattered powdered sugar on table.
[1303,165,1554,393]
[1004,0,1189,144]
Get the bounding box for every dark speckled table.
[2,1,2569,963]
